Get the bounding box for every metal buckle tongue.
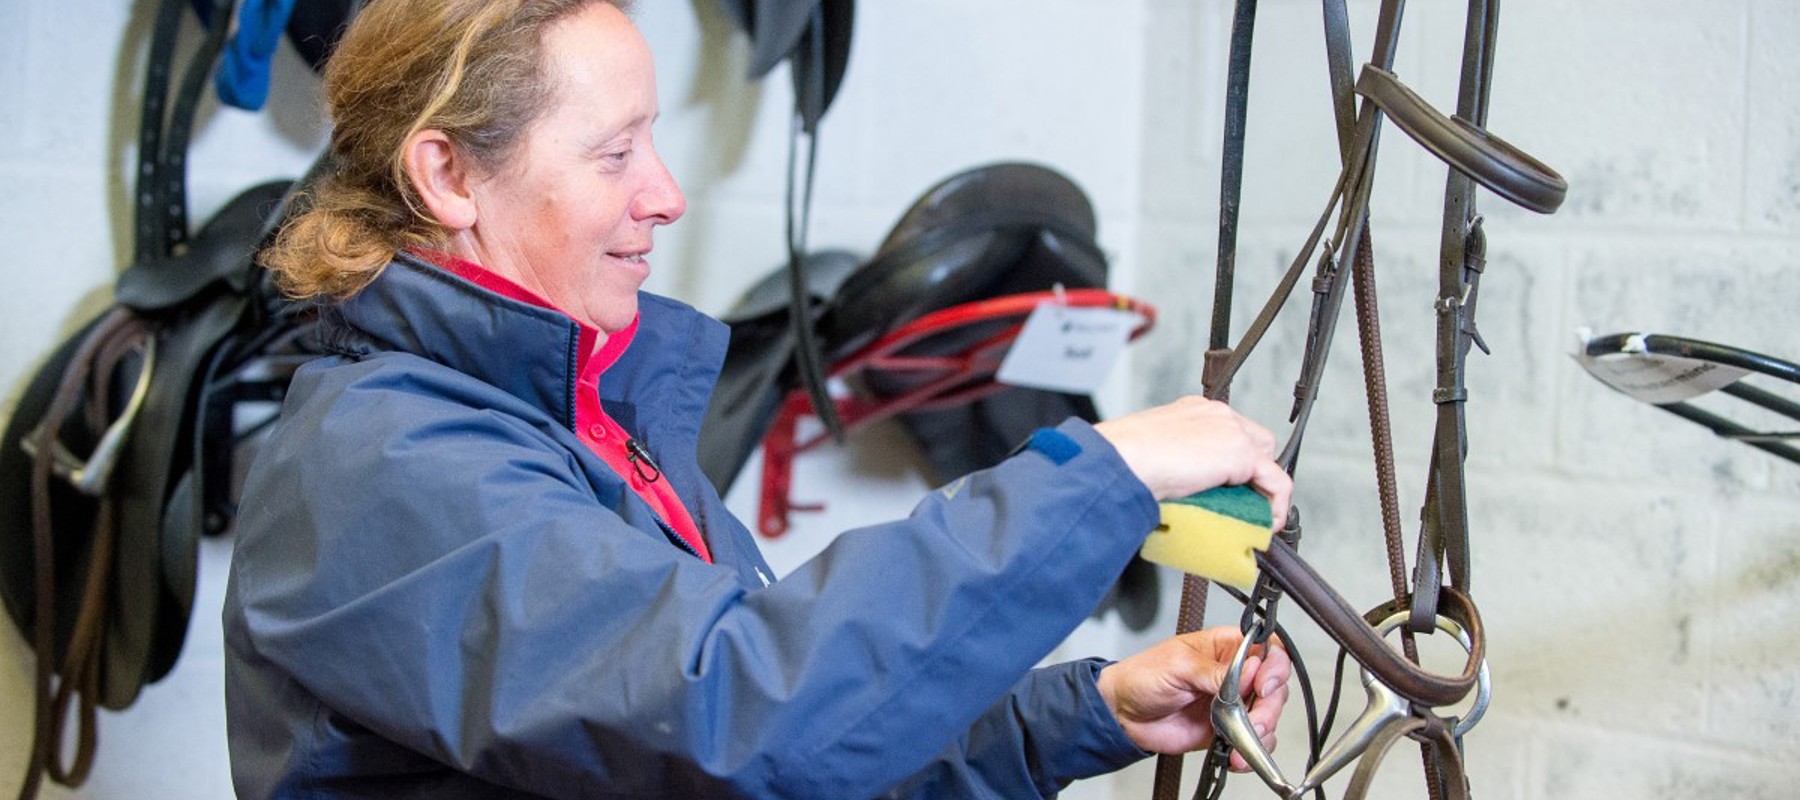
[1213,612,1492,798]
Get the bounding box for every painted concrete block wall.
[1121,1,1800,799]
[3,1,1797,798]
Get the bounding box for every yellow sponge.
[1140,485,1274,590]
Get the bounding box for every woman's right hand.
[1092,396,1291,529]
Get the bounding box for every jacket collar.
[326,251,728,440]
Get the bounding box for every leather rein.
[1152,1,1566,799]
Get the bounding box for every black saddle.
[1,178,304,702]
[2,1,346,795]
[702,162,1108,490]
[699,162,1162,630]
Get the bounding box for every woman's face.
[461,3,685,334]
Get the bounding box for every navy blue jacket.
[223,254,1158,798]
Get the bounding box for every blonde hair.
[261,0,631,299]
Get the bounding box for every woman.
[224,0,1296,797]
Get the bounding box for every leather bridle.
[1152,1,1567,798]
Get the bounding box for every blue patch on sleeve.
[1028,427,1082,465]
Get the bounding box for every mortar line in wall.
[1299,447,1800,511]
[1698,466,1723,746]
[1502,710,1794,765]
[1550,245,1575,475]
[1227,218,1800,246]
[1522,729,1543,800]
[1737,0,1754,230]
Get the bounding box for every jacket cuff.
[1026,659,1152,786]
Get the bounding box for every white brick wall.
[3,1,1796,798]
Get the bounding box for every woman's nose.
[635,155,686,225]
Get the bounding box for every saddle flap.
[114,179,293,312]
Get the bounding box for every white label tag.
[1574,345,1747,404]
[996,303,1136,394]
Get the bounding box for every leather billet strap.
[133,0,186,265]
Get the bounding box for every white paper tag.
[1574,337,1748,404]
[996,303,1136,394]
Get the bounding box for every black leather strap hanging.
[784,8,844,439]
[155,0,237,258]
[133,0,190,264]
[1156,4,1256,799]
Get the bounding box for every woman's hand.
[1096,627,1291,770]
[1093,396,1291,529]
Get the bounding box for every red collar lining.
[410,246,639,375]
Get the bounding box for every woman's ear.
[401,129,478,231]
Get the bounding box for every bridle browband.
[1151,1,1566,799]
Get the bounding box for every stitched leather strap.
[1264,546,1484,708]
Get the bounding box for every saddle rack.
[1576,331,1800,465]
[756,288,1155,537]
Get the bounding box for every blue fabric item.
[213,0,298,111]
[1028,426,1084,465]
[222,254,1159,798]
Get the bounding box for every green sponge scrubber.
[1139,485,1274,590]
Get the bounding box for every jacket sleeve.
[228,359,1159,799]
[883,660,1150,799]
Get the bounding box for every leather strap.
[1411,0,1500,635]
[1338,712,1471,800]
[1341,716,1424,800]
[784,8,842,439]
[1166,3,1257,797]
[133,0,187,264]
[19,309,155,800]
[1208,0,1259,357]
[1264,544,1484,708]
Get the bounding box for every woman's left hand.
[1096,627,1291,771]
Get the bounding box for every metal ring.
[1368,610,1492,737]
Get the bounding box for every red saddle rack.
[756,288,1156,538]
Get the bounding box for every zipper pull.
[625,438,661,484]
